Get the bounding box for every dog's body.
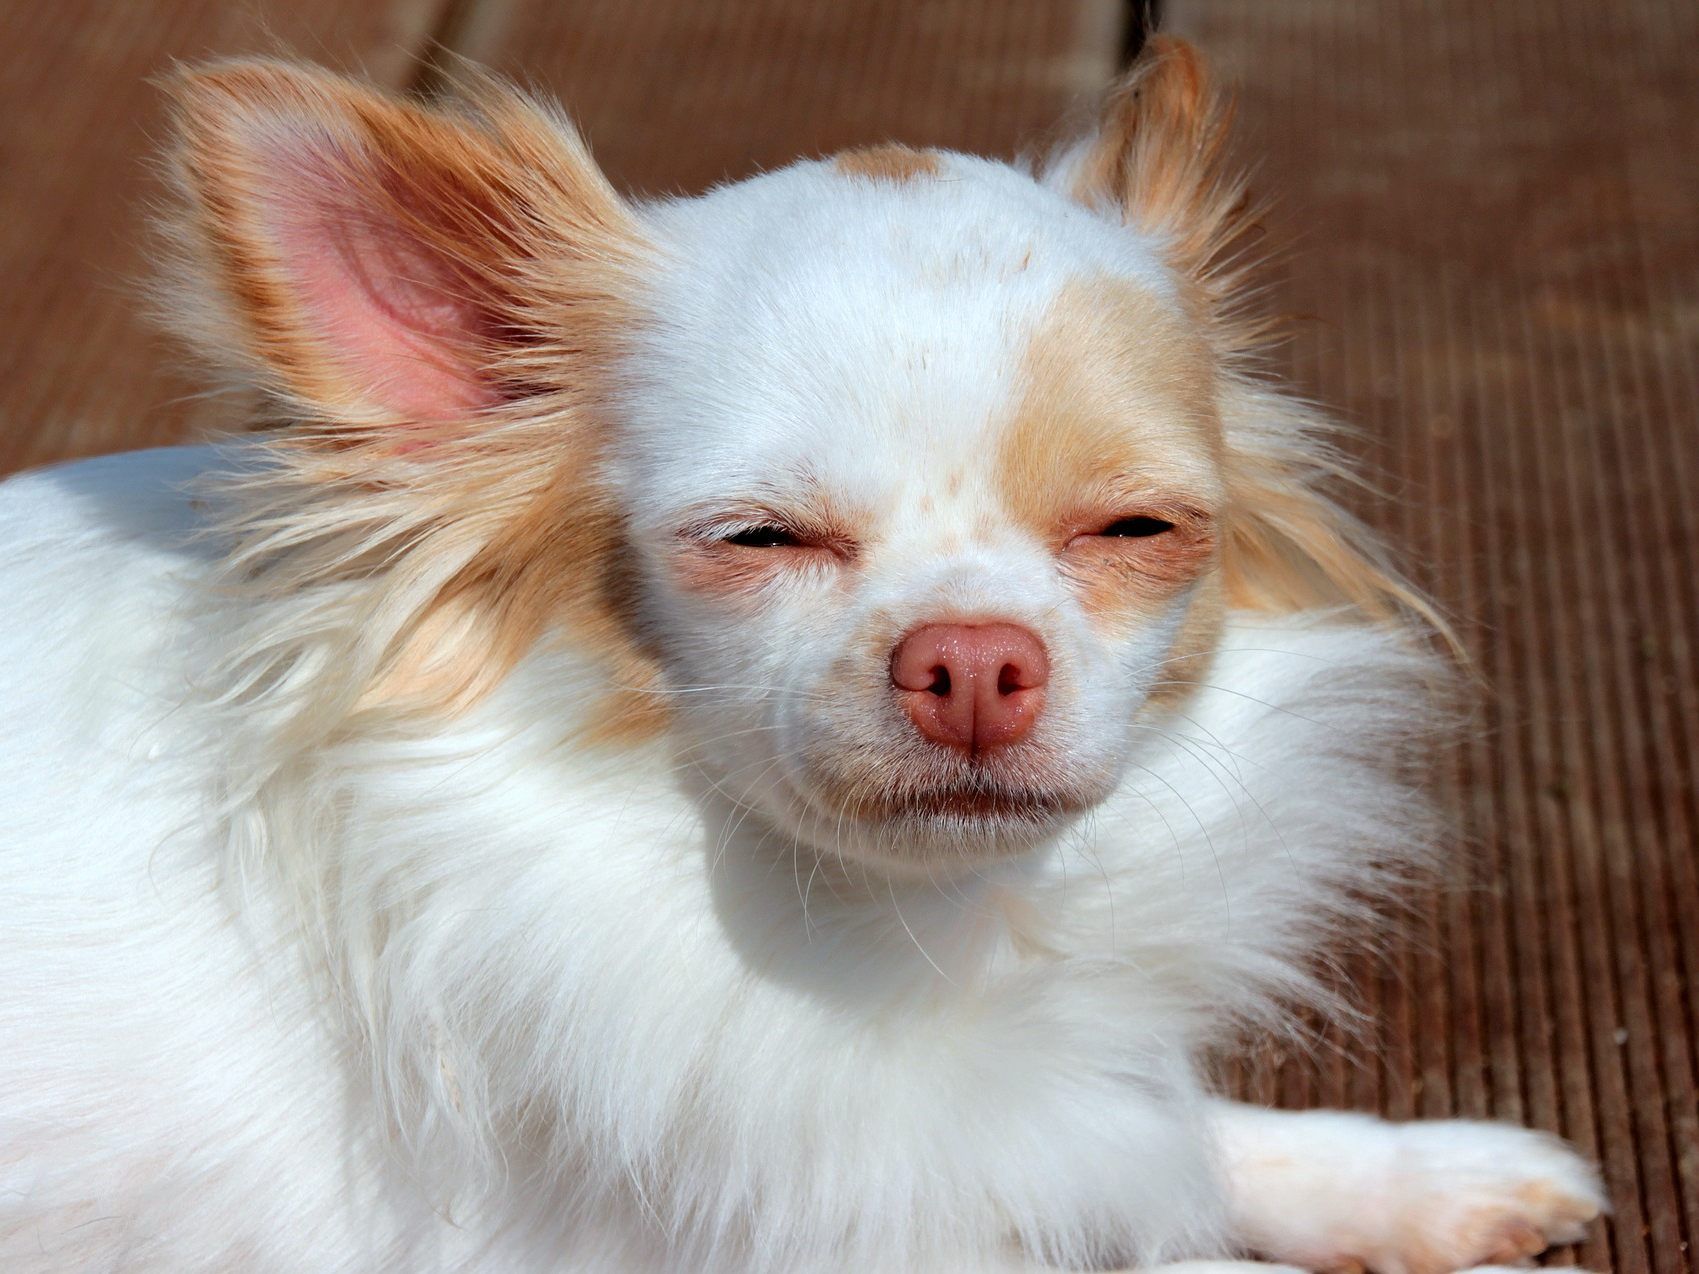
[0,41,1604,1274]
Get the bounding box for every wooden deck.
[1,2,1693,1269]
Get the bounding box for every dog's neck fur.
[184,541,1437,1269]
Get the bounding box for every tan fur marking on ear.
[1067,38,1246,270]
[833,144,941,183]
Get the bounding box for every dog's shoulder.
[0,444,219,558]
[0,445,220,766]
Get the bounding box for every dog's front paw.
[1333,1120,1606,1274]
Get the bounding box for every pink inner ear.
[267,162,501,425]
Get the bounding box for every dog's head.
[170,42,1425,872]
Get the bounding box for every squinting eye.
[724,525,803,549]
[1098,516,1175,538]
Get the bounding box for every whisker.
[1124,761,1231,921]
[1168,731,1292,864]
[887,875,952,985]
[1138,644,1342,674]
[1144,679,1325,726]
[611,681,830,704]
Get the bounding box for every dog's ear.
[165,59,642,432]
[1042,38,1253,297]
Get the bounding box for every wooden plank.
[1164,2,1699,1270]
[0,0,451,474]
[442,0,1121,196]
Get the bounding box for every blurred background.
[0,1,1693,1269]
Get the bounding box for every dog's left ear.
[1042,37,1252,300]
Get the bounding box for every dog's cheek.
[1132,575,1225,715]
[767,596,882,759]
[700,591,854,767]
[1031,607,1127,770]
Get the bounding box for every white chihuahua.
[0,38,1604,1274]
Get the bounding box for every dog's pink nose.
[890,622,1049,755]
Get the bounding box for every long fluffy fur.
[0,42,1469,1274]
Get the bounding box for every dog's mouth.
[769,744,1115,866]
[796,763,1091,831]
[876,783,1072,822]
[785,772,1092,867]
[781,718,1118,860]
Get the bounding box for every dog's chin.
[782,771,1101,874]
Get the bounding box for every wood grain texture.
[428,0,1121,195]
[1164,3,1699,1270]
[0,0,448,474]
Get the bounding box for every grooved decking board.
[438,0,1122,196]
[1164,3,1699,1270]
[0,0,449,475]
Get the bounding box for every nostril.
[996,662,1023,696]
[927,665,951,697]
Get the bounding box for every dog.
[0,36,1605,1274]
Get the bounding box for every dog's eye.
[1098,516,1175,538]
[724,525,802,549]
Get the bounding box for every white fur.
[0,125,1601,1271]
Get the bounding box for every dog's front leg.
[1206,1100,1606,1273]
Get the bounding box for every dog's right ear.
[1040,38,1253,308]
[165,59,644,435]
